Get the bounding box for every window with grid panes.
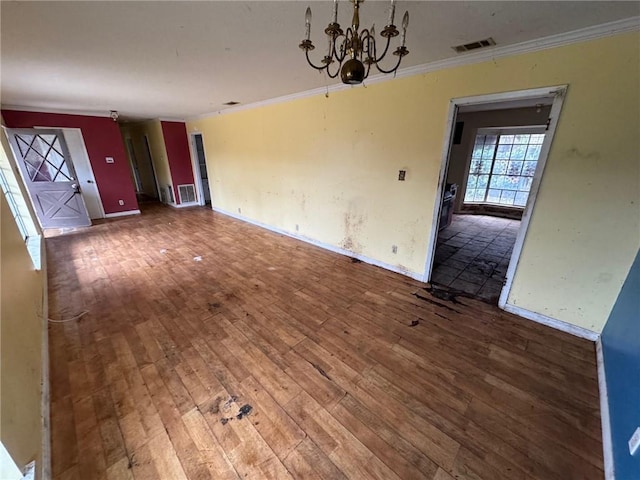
[464,130,545,207]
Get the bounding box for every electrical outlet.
[392,245,398,254]
[295,224,299,232]
[118,199,124,206]
[629,426,640,456]
[105,156,114,163]
[398,170,406,181]
[238,207,241,214]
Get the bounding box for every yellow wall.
[0,192,45,474]
[187,32,639,333]
[0,124,45,477]
[120,120,172,201]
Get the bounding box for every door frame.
[35,126,105,219]
[422,85,568,310]
[188,132,209,207]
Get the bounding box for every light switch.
[105,157,114,163]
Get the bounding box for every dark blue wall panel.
[601,249,640,479]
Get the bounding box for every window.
[464,129,545,208]
[0,129,42,269]
[0,168,30,241]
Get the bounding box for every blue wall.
[601,249,640,479]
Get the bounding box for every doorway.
[125,137,144,193]
[142,136,162,201]
[424,86,566,307]
[190,133,211,206]
[6,128,91,229]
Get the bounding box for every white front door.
[7,128,91,229]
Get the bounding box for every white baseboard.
[502,303,600,341]
[212,206,424,281]
[169,202,199,209]
[104,209,141,218]
[596,338,615,480]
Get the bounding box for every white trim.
[502,303,599,341]
[596,338,615,480]
[188,17,639,121]
[40,240,51,480]
[104,209,141,218]
[1,105,113,119]
[158,116,186,123]
[499,88,566,307]
[169,201,199,209]
[213,206,424,281]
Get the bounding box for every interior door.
[60,129,105,219]
[7,128,91,228]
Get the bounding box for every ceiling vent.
[452,37,496,53]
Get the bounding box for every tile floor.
[431,214,521,303]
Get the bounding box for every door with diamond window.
[7,128,91,228]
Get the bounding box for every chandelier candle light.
[299,0,409,84]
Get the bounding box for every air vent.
[178,184,197,204]
[452,37,496,53]
[223,101,240,106]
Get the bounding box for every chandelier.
[299,0,409,85]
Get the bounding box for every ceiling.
[1,1,638,121]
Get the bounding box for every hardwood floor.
[46,203,603,480]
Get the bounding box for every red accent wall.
[2,110,138,214]
[161,121,194,205]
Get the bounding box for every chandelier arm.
[363,59,372,80]
[360,28,371,57]
[369,31,378,63]
[305,49,330,71]
[326,62,341,79]
[373,34,393,63]
[374,52,404,74]
[360,29,374,80]
[340,27,355,61]
[332,31,349,63]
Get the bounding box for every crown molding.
[189,16,640,121]
[0,104,114,118]
[158,117,186,123]
[0,105,186,124]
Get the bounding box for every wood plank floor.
[46,203,603,480]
